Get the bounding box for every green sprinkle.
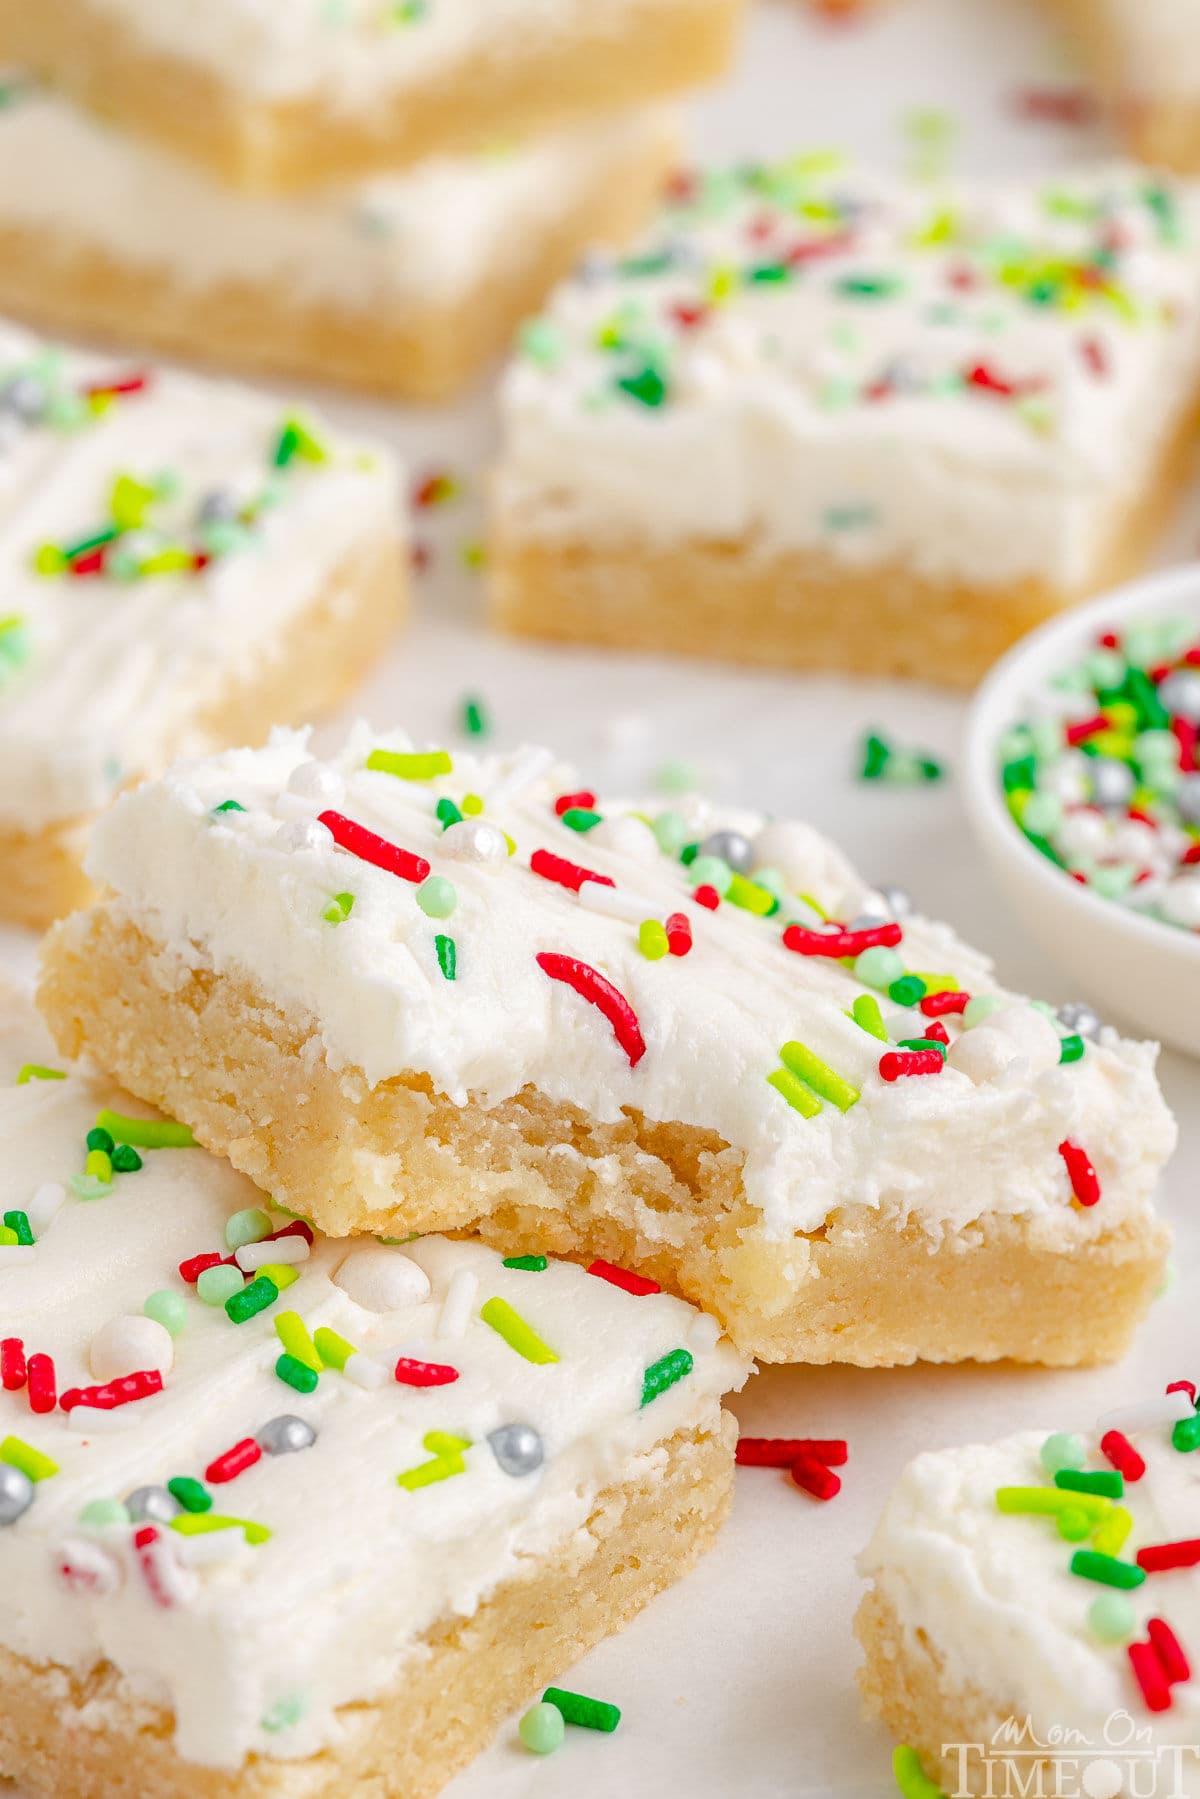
[69,1175,113,1201]
[16,1064,65,1084]
[461,696,488,737]
[1058,1033,1086,1064]
[0,1436,57,1481]
[1040,1432,1086,1475]
[542,1687,621,1733]
[167,1477,211,1514]
[212,799,245,814]
[94,1109,194,1149]
[892,1744,945,1799]
[417,876,457,918]
[639,919,670,960]
[435,934,457,981]
[197,1265,244,1306]
[79,1497,130,1527]
[779,1040,860,1112]
[767,1067,823,1118]
[616,365,667,408]
[322,891,355,925]
[561,807,602,833]
[225,1208,272,1251]
[1055,1468,1123,1499]
[502,1255,548,1272]
[436,797,463,829]
[1070,1550,1145,1589]
[641,1347,693,1406]
[276,1352,319,1394]
[86,1127,115,1155]
[226,1276,279,1324]
[144,1290,187,1336]
[111,1144,143,1172]
[520,1701,566,1754]
[366,747,453,781]
[888,975,928,1007]
[480,1297,559,1364]
[1172,1413,1200,1452]
[272,414,327,468]
[2,1211,32,1245]
[262,1695,307,1734]
[896,1036,947,1059]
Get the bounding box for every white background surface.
[3,3,1198,1795]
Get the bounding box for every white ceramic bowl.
[963,563,1200,1057]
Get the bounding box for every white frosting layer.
[0,991,746,1772]
[77,0,669,108]
[83,725,1176,1245]
[1096,0,1200,103]
[0,81,677,307]
[860,1409,1200,1788]
[0,322,400,833]
[493,161,1200,586]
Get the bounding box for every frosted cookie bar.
[1053,0,1200,174]
[857,1385,1200,1796]
[0,986,746,1799]
[39,727,1176,1367]
[0,79,679,403]
[490,158,1200,686]
[0,322,404,931]
[0,0,741,194]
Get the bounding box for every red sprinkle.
[1173,717,1197,773]
[1167,1379,1197,1402]
[1100,1430,1146,1482]
[206,1438,262,1484]
[919,990,970,1016]
[394,1357,460,1388]
[693,884,720,910]
[529,848,613,894]
[317,811,430,885]
[737,1438,848,1468]
[1137,1540,1200,1573]
[82,371,150,399]
[923,1021,950,1046]
[61,1370,162,1412]
[1149,1618,1191,1685]
[668,300,709,331]
[26,1352,56,1415]
[1065,714,1108,746]
[178,1250,231,1284]
[1059,1139,1101,1207]
[1,1337,26,1392]
[587,1259,661,1298]
[879,1049,943,1081]
[536,953,645,1067]
[782,922,902,958]
[554,790,595,817]
[1012,84,1095,125]
[665,912,693,956]
[789,1454,842,1501]
[1129,1639,1172,1712]
[68,547,107,578]
[1080,336,1109,378]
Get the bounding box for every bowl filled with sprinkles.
[965,563,1200,1057]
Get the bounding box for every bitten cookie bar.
[0,987,746,1799]
[0,321,404,931]
[0,79,679,403]
[490,158,1200,686]
[1052,0,1200,174]
[38,727,1176,1367]
[857,1385,1200,1796]
[0,0,742,194]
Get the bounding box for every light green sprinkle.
[366,747,453,781]
[94,1108,195,1149]
[69,1175,113,1201]
[850,994,888,1041]
[480,1297,559,1365]
[417,876,457,918]
[853,945,905,991]
[767,1067,823,1118]
[519,1701,565,1755]
[79,1497,129,1527]
[397,1431,471,1491]
[225,1207,272,1251]
[144,1291,187,1336]
[1088,1593,1137,1642]
[780,1040,860,1112]
[313,1326,357,1371]
[262,1695,307,1734]
[1039,1431,1086,1476]
[0,1435,57,1481]
[322,891,355,925]
[171,1513,270,1545]
[197,1265,244,1307]
[16,1064,65,1085]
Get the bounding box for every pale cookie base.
[0,126,680,402]
[489,403,1200,687]
[0,1420,733,1799]
[37,915,1170,1368]
[3,530,406,933]
[1050,0,1200,172]
[0,0,741,193]
[855,1586,1039,1798]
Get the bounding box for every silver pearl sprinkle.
[0,1462,33,1525]
[197,489,238,525]
[875,883,914,917]
[257,1415,316,1457]
[487,1422,544,1478]
[1158,669,1200,726]
[1178,774,1200,828]
[1056,1001,1102,1040]
[1,375,46,421]
[698,830,754,874]
[125,1485,180,1524]
[1088,757,1136,810]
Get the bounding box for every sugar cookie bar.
[490,159,1200,686]
[39,727,1176,1367]
[0,0,742,194]
[1052,0,1200,174]
[0,985,746,1799]
[857,1387,1200,1795]
[0,79,680,403]
[0,322,404,932]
